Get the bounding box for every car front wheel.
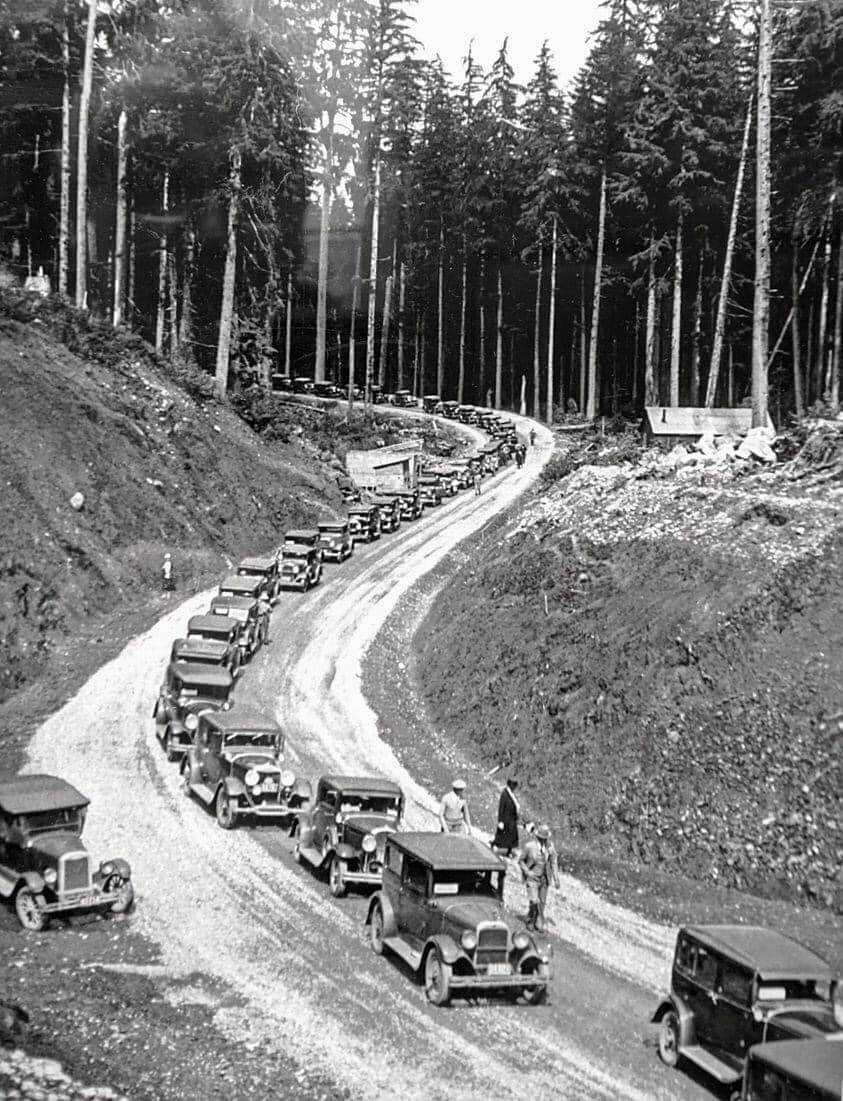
[15,886,47,932]
[658,1011,681,1067]
[424,949,452,1007]
[106,876,135,914]
[164,729,178,763]
[329,856,346,898]
[215,788,236,830]
[369,904,385,955]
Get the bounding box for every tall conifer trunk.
[215,147,241,398]
[397,259,406,390]
[59,0,71,298]
[645,238,658,405]
[752,0,772,427]
[314,117,334,382]
[458,237,467,404]
[669,209,683,406]
[495,265,503,409]
[691,250,703,406]
[817,226,832,401]
[478,249,486,403]
[285,269,293,377]
[546,214,558,424]
[75,0,97,308]
[579,276,587,414]
[791,240,804,418]
[586,167,606,419]
[365,152,382,404]
[348,244,360,406]
[155,171,169,354]
[112,105,128,327]
[436,223,445,396]
[378,247,395,389]
[532,240,543,419]
[830,228,843,409]
[179,223,195,354]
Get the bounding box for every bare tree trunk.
[478,249,486,402]
[817,223,832,402]
[706,96,752,406]
[546,214,558,425]
[155,171,169,354]
[791,239,804,418]
[669,209,683,406]
[830,227,843,409]
[284,269,293,377]
[691,250,703,405]
[214,147,241,398]
[645,240,657,405]
[579,276,587,414]
[314,117,334,382]
[59,0,71,298]
[365,151,382,405]
[532,239,543,419]
[807,298,815,405]
[436,223,445,396]
[128,199,136,323]
[458,236,467,404]
[168,243,178,360]
[397,258,406,390]
[751,0,772,428]
[586,167,607,420]
[420,328,426,396]
[178,222,194,353]
[348,243,360,406]
[728,341,734,405]
[75,0,97,309]
[112,105,128,326]
[495,265,503,409]
[378,246,395,389]
[632,302,641,405]
[412,309,420,396]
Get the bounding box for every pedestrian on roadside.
[492,778,522,857]
[257,591,272,645]
[161,552,174,597]
[473,471,482,496]
[439,779,471,834]
[518,823,559,931]
[529,428,537,447]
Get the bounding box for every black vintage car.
[366,832,551,1006]
[0,774,133,931]
[417,475,443,507]
[170,634,241,678]
[390,487,423,521]
[271,373,293,392]
[422,394,442,414]
[182,710,311,830]
[739,1038,843,1101]
[279,544,323,591]
[652,925,842,1089]
[440,400,459,419]
[393,389,416,408]
[292,376,315,394]
[208,594,264,660]
[236,556,281,602]
[295,775,403,897]
[153,662,234,761]
[185,614,242,676]
[317,520,353,563]
[371,495,402,533]
[348,504,381,543]
[280,529,323,562]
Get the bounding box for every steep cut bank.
[416,432,843,911]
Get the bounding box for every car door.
[709,961,756,1066]
[397,857,429,947]
[203,731,224,787]
[680,941,722,1049]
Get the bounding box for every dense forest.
[1,0,842,421]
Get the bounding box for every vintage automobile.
[348,504,382,543]
[369,384,388,404]
[236,556,281,602]
[271,373,293,392]
[153,661,234,761]
[279,544,322,590]
[426,465,460,496]
[339,481,362,504]
[280,528,323,562]
[477,410,498,430]
[294,775,403,897]
[417,474,443,507]
[445,460,474,490]
[291,376,316,394]
[208,594,264,659]
[170,634,241,678]
[480,442,502,473]
[422,394,442,414]
[0,774,134,931]
[218,574,265,603]
[366,832,551,1007]
[317,520,354,562]
[186,614,243,675]
[456,404,479,425]
[652,925,842,1089]
[738,1038,843,1101]
[393,389,416,408]
[371,495,402,533]
[181,710,311,830]
[440,400,460,419]
[391,487,423,521]
[311,380,341,399]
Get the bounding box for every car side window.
[386,846,403,877]
[695,947,719,990]
[676,936,696,975]
[208,733,222,754]
[719,963,753,1006]
[403,857,427,892]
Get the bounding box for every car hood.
[27,832,88,860]
[341,814,396,836]
[224,752,280,773]
[767,1004,841,1038]
[437,896,507,930]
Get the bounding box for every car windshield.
[221,608,248,623]
[758,980,829,1003]
[432,870,501,897]
[224,732,278,749]
[190,629,230,643]
[180,682,229,700]
[21,807,85,836]
[340,796,400,815]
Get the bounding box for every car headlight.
[361,833,377,853]
[43,867,57,885]
[222,700,232,711]
[513,931,530,951]
[245,769,260,787]
[185,713,199,731]
[461,930,477,952]
[280,770,295,788]
[251,784,262,796]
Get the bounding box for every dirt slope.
[416,436,843,912]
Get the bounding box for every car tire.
[164,729,178,763]
[424,949,452,1007]
[106,876,135,914]
[370,904,386,955]
[215,788,236,831]
[15,886,47,932]
[658,1011,681,1067]
[329,856,346,898]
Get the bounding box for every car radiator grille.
[60,854,92,893]
[475,924,510,967]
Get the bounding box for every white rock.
[69,492,85,511]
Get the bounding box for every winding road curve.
[28,414,710,1100]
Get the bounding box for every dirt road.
[28,418,711,1100]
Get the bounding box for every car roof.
[202,709,282,734]
[284,529,318,539]
[187,614,238,633]
[348,504,376,514]
[219,574,262,590]
[683,925,832,980]
[748,1038,843,1092]
[390,832,506,871]
[172,637,227,654]
[238,556,275,571]
[320,775,403,797]
[0,773,89,814]
[281,543,313,555]
[318,519,347,528]
[210,595,257,610]
[167,662,233,687]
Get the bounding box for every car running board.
[680,1045,742,1084]
[383,936,423,972]
[188,782,216,806]
[297,845,325,869]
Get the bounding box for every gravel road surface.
[28,417,712,1100]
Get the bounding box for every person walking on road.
[473,471,482,496]
[529,428,536,447]
[161,552,174,597]
[519,823,559,931]
[439,779,471,834]
[492,778,522,856]
[257,591,272,645]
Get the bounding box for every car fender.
[109,858,131,880]
[20,870,46,894]
[425,933,464,967]
[223,776,247,798]
[651,994,696,1046]
[366,891,397,937]
[335,843,355,862]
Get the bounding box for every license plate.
[485,963,511,976]
[262,780,278,793]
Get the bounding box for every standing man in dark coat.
[492,778,521,856]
